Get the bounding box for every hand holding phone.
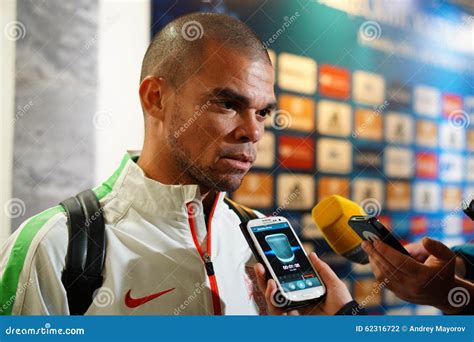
[240,216,326,309]
[253,251,356,315]
[348,215,411,257]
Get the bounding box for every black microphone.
[463,198,474,221]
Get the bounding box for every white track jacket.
[0,151,267,315]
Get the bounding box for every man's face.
[165,45,276,193]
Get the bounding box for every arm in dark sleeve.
[335,300,368,315]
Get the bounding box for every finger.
[363,241,402,280]
[310,253,354,308]
[264,279,276,313]
[264,279,285,315]
[403,242,421,253]
[365,242,430,297]
[367,253,394,283]
[372,239,422,275]
[309,252,340,285]
[253,263,268,294]
[369,256,414,301]
[404,242,427,261]
[264,279,276,302]
[287,309,300,316]
[367,252,412,295]
[422,237,455,262]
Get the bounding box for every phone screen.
[250,221,322,293]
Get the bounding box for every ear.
[139,76,167,121]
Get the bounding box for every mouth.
[219,154,254,171]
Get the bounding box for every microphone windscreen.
[312,195,369,264]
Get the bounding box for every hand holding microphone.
[311,195,409,264]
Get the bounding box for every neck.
[137,143,185,185]
[136,147,219,215]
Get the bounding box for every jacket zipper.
[186,194,222,315]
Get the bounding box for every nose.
[234,110,264,143]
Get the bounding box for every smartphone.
[348,215,411,257]
[242,216,326,309]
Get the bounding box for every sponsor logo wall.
[154,0,473,315]
[228,4,473,315]
[238,50,471,313]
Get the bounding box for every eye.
[217,100,237,111]
[223,101,235,110]
[256,108,273,119]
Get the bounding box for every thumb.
[309,252,340,285]
[404,242,427,260]
[422,237,454,262]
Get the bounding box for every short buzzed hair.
[140,12,271,88]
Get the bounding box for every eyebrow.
[208,87,277,111]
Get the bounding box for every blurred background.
[1,0,473,315]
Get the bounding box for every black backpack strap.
[224,196,270,276]
[223,197,258,222]
[60,189,106,315]
[224,196,260,257]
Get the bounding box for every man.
[0,12,358,315]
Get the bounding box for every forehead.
[191,44,275,106]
